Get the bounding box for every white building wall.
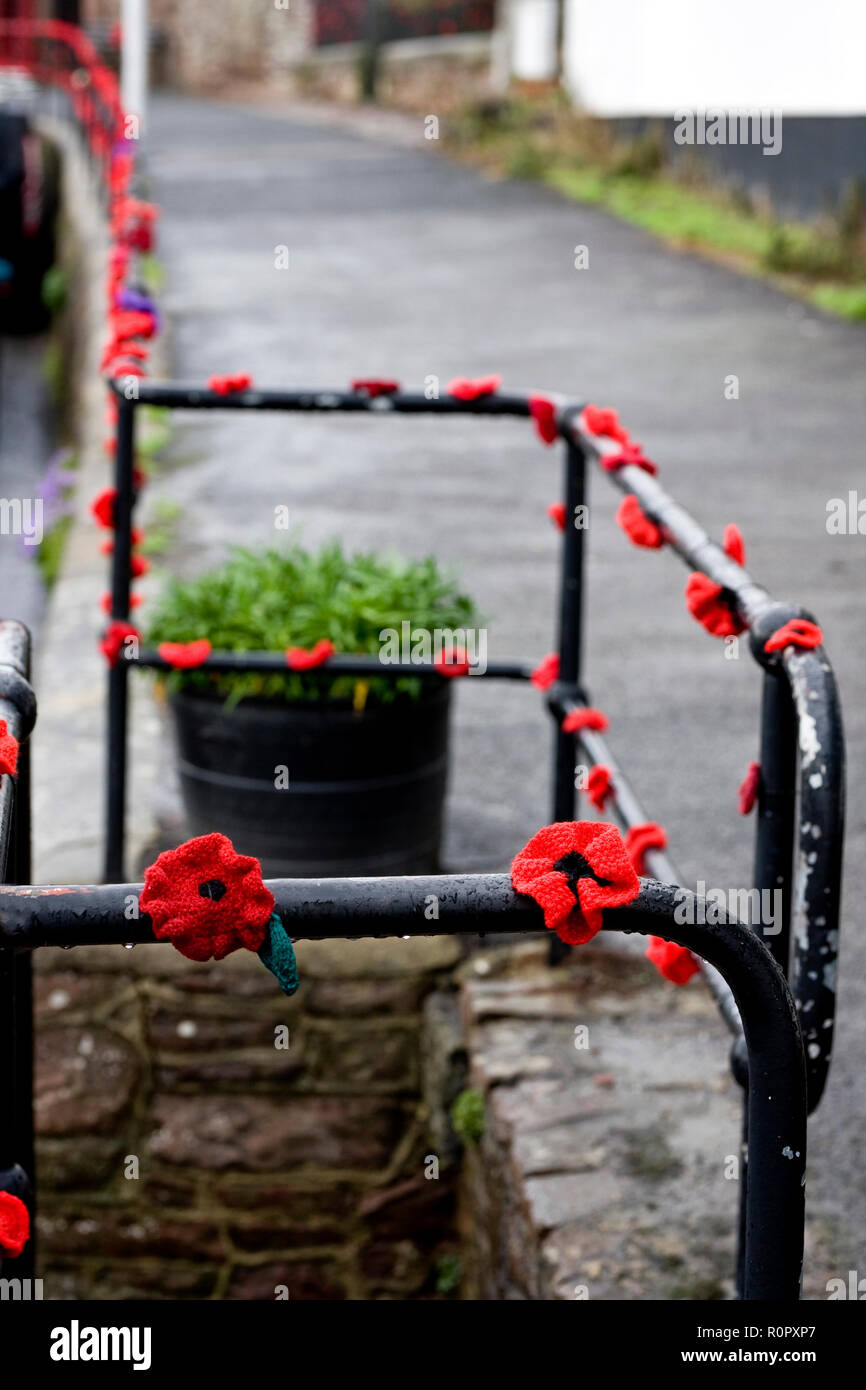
[503,0,866,115]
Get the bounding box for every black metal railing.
[0,378,846,1300]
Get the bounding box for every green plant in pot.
[146,542,482,877]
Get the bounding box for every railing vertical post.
[104,394,136,882]
[0,936,34,1279]
[753,668,798,974]
[549,436,587,962]
[735,666,798,1296]
[552,438,587,817]
[10,696,35,1280]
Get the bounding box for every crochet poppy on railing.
[738,761,762,816]
[561,707,608,735]
[158,639,212,670]
[586,764,614,812]
[90,487,118,530]
[0,721,19,778]
[434,646,471,678]
[511,821,640,945]
[350,378,400,398]
[600,444,658,477]
[548,501,567,532]
[624,821,667,873]
[207,373,254,396]
[764,619,823,653]
[580,404,631,445]
[645,935,700,986]
[0,1191,29,1260]
[620,822,698,984]
[140,833,299,996]
[685,571,747,638]
[447,375,501,400]
[100,620,140,668]
[617,494,664,549]
[723,523,746,566]
[528,394,558,445]
[285,639,335,671]
[530,652,559,690]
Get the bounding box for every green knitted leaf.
[258,913,299,996]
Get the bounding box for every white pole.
[120,0,149,140]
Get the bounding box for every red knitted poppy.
[600,444,658,476]
[624,821,667,873]
[91,488,117,529]
[685,572,746,638]
[530,652,560,690]
[140,833,275,963]
[101,339,149,371]
[616,494,664,548]
[511,820,640,944]
[286,639,336,670]
[646,936,700,986]
[561,707,608,734]
[108,244,130,275]
[105,361,145,381]
[723,523,746,566]
[587,764,613,811]
[100,592,143,614]
[101,528,144,554]
[208,373,253,395]
[158,639,213,670]
[434,646,470,677]
[528,394,558,445]
[764,619,823,653]
[548,502,567,532]
[112,197,158,251]
[0,720,19,777]
[0,1192,29,1258]
[100,621,139,667]
[580,404,631,445]
[130,554,149,579]
[447,375,501,400]
[351,378,400,398]
[108,308,156,341]
[738,761,761,815]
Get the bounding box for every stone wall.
[456,938,745,1301]
[289,36,494,112]
[35,936,465,1300]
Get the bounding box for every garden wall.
[35,936,466,1299]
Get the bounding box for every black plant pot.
[169,684,452,877]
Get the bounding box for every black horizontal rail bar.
[0,874,806,1300]
[127,650,534,681]
[108,379,542,418]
